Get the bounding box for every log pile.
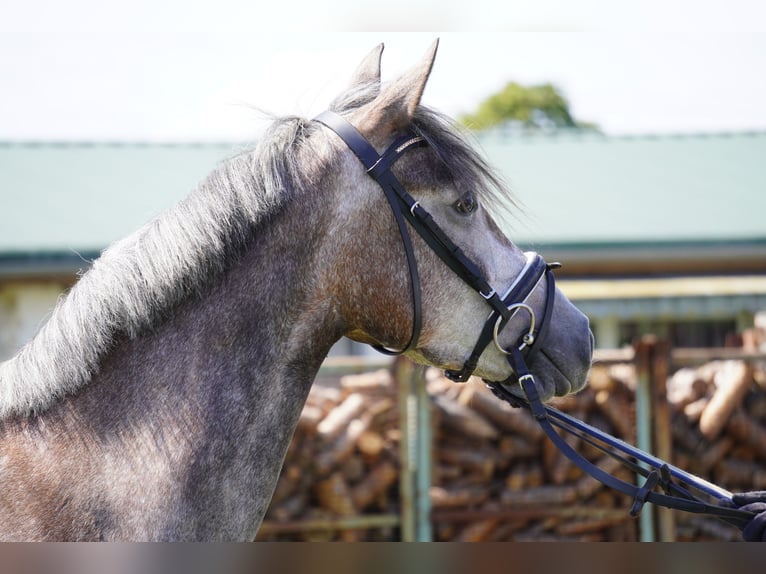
[667,359,766,541]
[255,357,766,542]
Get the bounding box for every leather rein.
[313,110,754,530]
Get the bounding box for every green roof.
[1,132,765,256]
[0,142,241,253]
[480,130,766,245]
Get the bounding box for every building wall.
[0,281,63,361]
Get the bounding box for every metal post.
[396,358,432,541]
[415,367,433,542]
[634,337,656,542]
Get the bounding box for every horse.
[0,41,593,541]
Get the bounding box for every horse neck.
[6,192,344,540]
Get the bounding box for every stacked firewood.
[666,359,766,541]
[255,358,766,542]
[256,369,403,541]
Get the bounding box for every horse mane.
[0,82,513,419]
[0,117,320,418]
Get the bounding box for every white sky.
[2,1,765,141]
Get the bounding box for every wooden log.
[430,485,489,509]
[316,393,366,443]
[671,414,704,452]
[435,463,462,484]
[459,383,543,441]
[595,390,634,440]
[340,455,366,483]
[608,364,637,393]
[556,515,628,536]
[454,519,500,542]
[695,436,733,474]
[306,386,342,413]
[683,397,709,424]
[667,367,710,409]
[699,361,753,440]
[315,413,372,476]
[500,485,578,507]
[314,472,356,516]
[746,392,766,419]
[438,445,495,479]
[433,393,499,441]
[715,458,766,490]
[726,409,766,459]
[505,462,544,491]
[351,460,399,511]
[587,365,618,393]
[356,429,386,462]
[340,368,394,393]
[497,435,539,461]
[297,404,323,434]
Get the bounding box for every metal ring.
[410,201,421,216]
[493,303,536,355]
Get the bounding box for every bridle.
[314,110,557,384]
[313,110,755,531]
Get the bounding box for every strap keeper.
[630,470,660,517]
[480,287,496,300]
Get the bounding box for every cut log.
[454,519,500,542]
[314,472,355,516]
[500,485,578,507]
[340,369,394,392]
[430,485,489,509]
[317,393,367,443]
[315,413,372,476]
[433,393,499,441]
[351,460,398,510]
[459,383,543,441]
[438,445,495,479]
[595,390,634,440]
[699,361,753,440]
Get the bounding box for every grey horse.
[0,41,593,540]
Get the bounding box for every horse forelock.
[0,117,327,419]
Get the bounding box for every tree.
[460,82,596,132]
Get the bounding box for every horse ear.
[356,39,439,137]
[347,43,384,91]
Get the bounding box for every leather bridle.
[313,110,754,531]
[314,110,557,384]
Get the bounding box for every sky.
[1,1,766,141]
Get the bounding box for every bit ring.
[493,303,536,355]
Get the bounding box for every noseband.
[314,111,557,383]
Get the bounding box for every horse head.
[315,41,593,402]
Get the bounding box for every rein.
[313,110,754,531]
[486,375,755,530]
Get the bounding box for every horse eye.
[454,194,477,215]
